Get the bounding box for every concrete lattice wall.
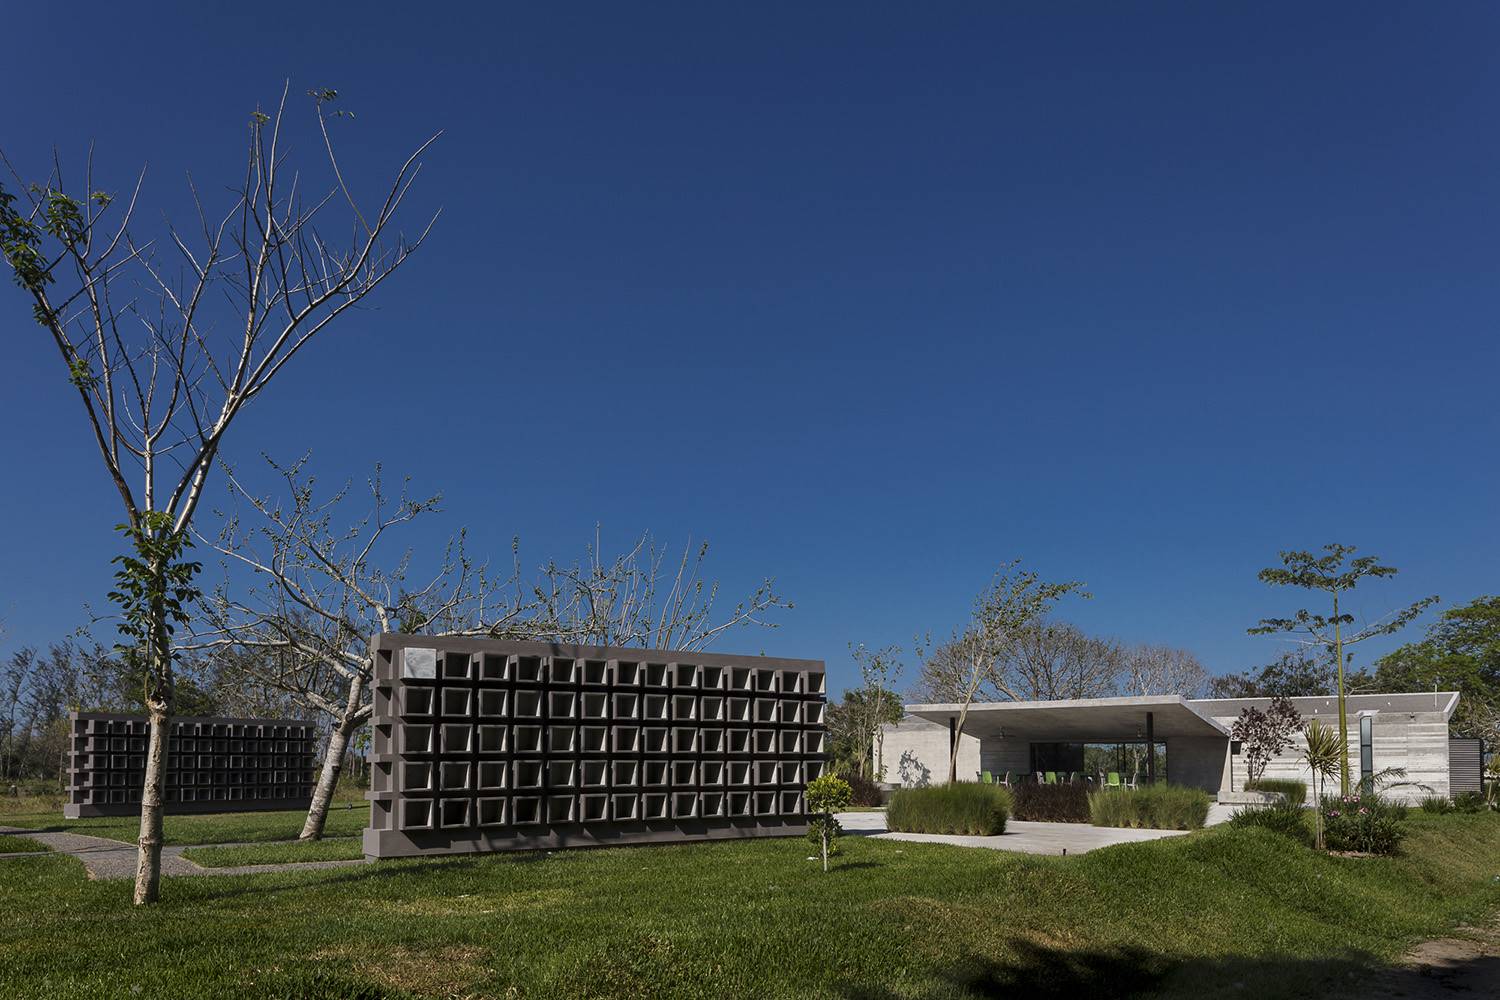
[65,711,317,818]
[364,636,827,858]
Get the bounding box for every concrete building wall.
[1164,736,1230,795]
[877,716,979,786]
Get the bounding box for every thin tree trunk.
[300,674,365,841]
[1334,592,1349,796]
[133,692,169,905]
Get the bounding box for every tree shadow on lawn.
[833,937,1482,1000]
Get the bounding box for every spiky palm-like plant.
[1301,720,1341,850]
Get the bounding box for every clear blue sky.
[1,3,1495,696]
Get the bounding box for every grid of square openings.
[68,715,318,810]
[389,651,828,833]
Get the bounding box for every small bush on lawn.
[1246,778,1307,806]
[1419,795,1455,814]
[1323,795,1405,855]
[886,783,1010,836]
[1452,791,1493,813]
[836,769,885,807]
[1089,784,1212,830]
[1011,782,1090,823]
[1228,801,1311,845]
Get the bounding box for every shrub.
[1245,778,1307,807]
[1089,784,1212,830]
[805,774,853,872]
[1228,801,1312,845]
[837,769,885,807]
[886,783,1010,836]
[1011,782,1090,823]
[1452,791,1492,813]
[1323,797,1405,855]
[1419,795,1455,814]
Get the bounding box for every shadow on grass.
[833,937,1495,999]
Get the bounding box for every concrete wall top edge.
[370,633,825,672]
[69,710,314,727]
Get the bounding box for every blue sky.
[1,3,1496,695]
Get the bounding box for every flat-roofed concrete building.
[877,691,1464,803]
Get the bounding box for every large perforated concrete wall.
[363,636,827,858]
[65,711,318,818]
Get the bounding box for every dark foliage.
[1245,778,1307,806]
[1228,802,1312,845]
[1011,781,1091,823]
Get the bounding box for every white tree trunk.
[300,674,365,841]
[133,694,169,905]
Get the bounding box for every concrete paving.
[0,825,368,880]
[837,805,1232,856]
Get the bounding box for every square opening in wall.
[612,693,639,719]
[756,761,779,785]
[728,791,752,816]
[612,760,639,786]
[701,761,724,786]
[477,797,507,827]
[700,729,724,753]
[514,690,542,718]
[804,761,825,781]
[579,793,609,822]
[512,796,541,825]
[402,688,435,717]
[755,699,778,724]
[515,657,543,683]
[548,760,576,787]
[755,670,777,693]
[672,792,699,819]
[477,724,507,753]
[672,663,698,688]
[644,663,669,687]
[547,726,577,754]
[780,731,802,755]
[581,760,607,786]
[581,693,608,719]
[402,761,433,791]
[700,696,724,722]
[727,698,751,723]
[781,673,804,695]
[804,702,826,725]
[727,729,750,754]
[779,791,804,815]
[440,762,471,791]
[671,695,697,721]
[729,761,752,786]
[402,725,434,754]
[672,728,698,754]
[478,689,507,717]
[615,661,641,686]
[754,730,776,754]
[549,657,578,685]
[401,799,434,830]
[612,793,640,821]
[550,692,577,718]
[642,792,669,820]
[643,728,669,754]
[730,668,753,691]
[779,700,802,725]
[754,791,778,816]
[441,688,472,717]
[700,791,725,817]
[778,761,802,785]
[805,672,826,695]
[805,732,827,754]
[643,694,669,721]
[700,665,723,689]
[477,761,507,790]
[547,795,575,824]
[579,727,607,753]
[513,725,542,753]
[514,760,544,789]
[479,653,509,682]
[441,725,473,754]
[442,653,471,680]
[671,761,697,786]
[612,726,640,753]
[644,760,669,787]
[582,659,609,685]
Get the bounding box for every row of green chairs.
[978,770,1140,787]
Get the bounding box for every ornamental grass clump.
[1088,784,1211,830]
[1245,778,1307,806]
[1228,801,1312,845]
[886,783,1010,836]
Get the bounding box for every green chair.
[980,770,994,784]
[1044,771,1058,785]
[1106,771,1122,788]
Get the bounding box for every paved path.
[0,825,369,880]
[836,809,1225,856]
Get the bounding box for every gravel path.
[0,825,369,880]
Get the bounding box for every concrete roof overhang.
[903,695,1231,741]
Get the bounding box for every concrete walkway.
[837,807,1231,856]
[0,825,369,880]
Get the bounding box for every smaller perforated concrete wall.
[363,636,827,858]
[65,712,318,818]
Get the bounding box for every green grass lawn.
[0,797,369,846]
[0,833,49,853]
[182,837,365,868]
[1,813,1498,998]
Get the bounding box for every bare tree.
[193,458,793,839]
[1119,643,1210,698]
[1005,622,1122,700]
[915,562,1087,783]
[0,86,438,902]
